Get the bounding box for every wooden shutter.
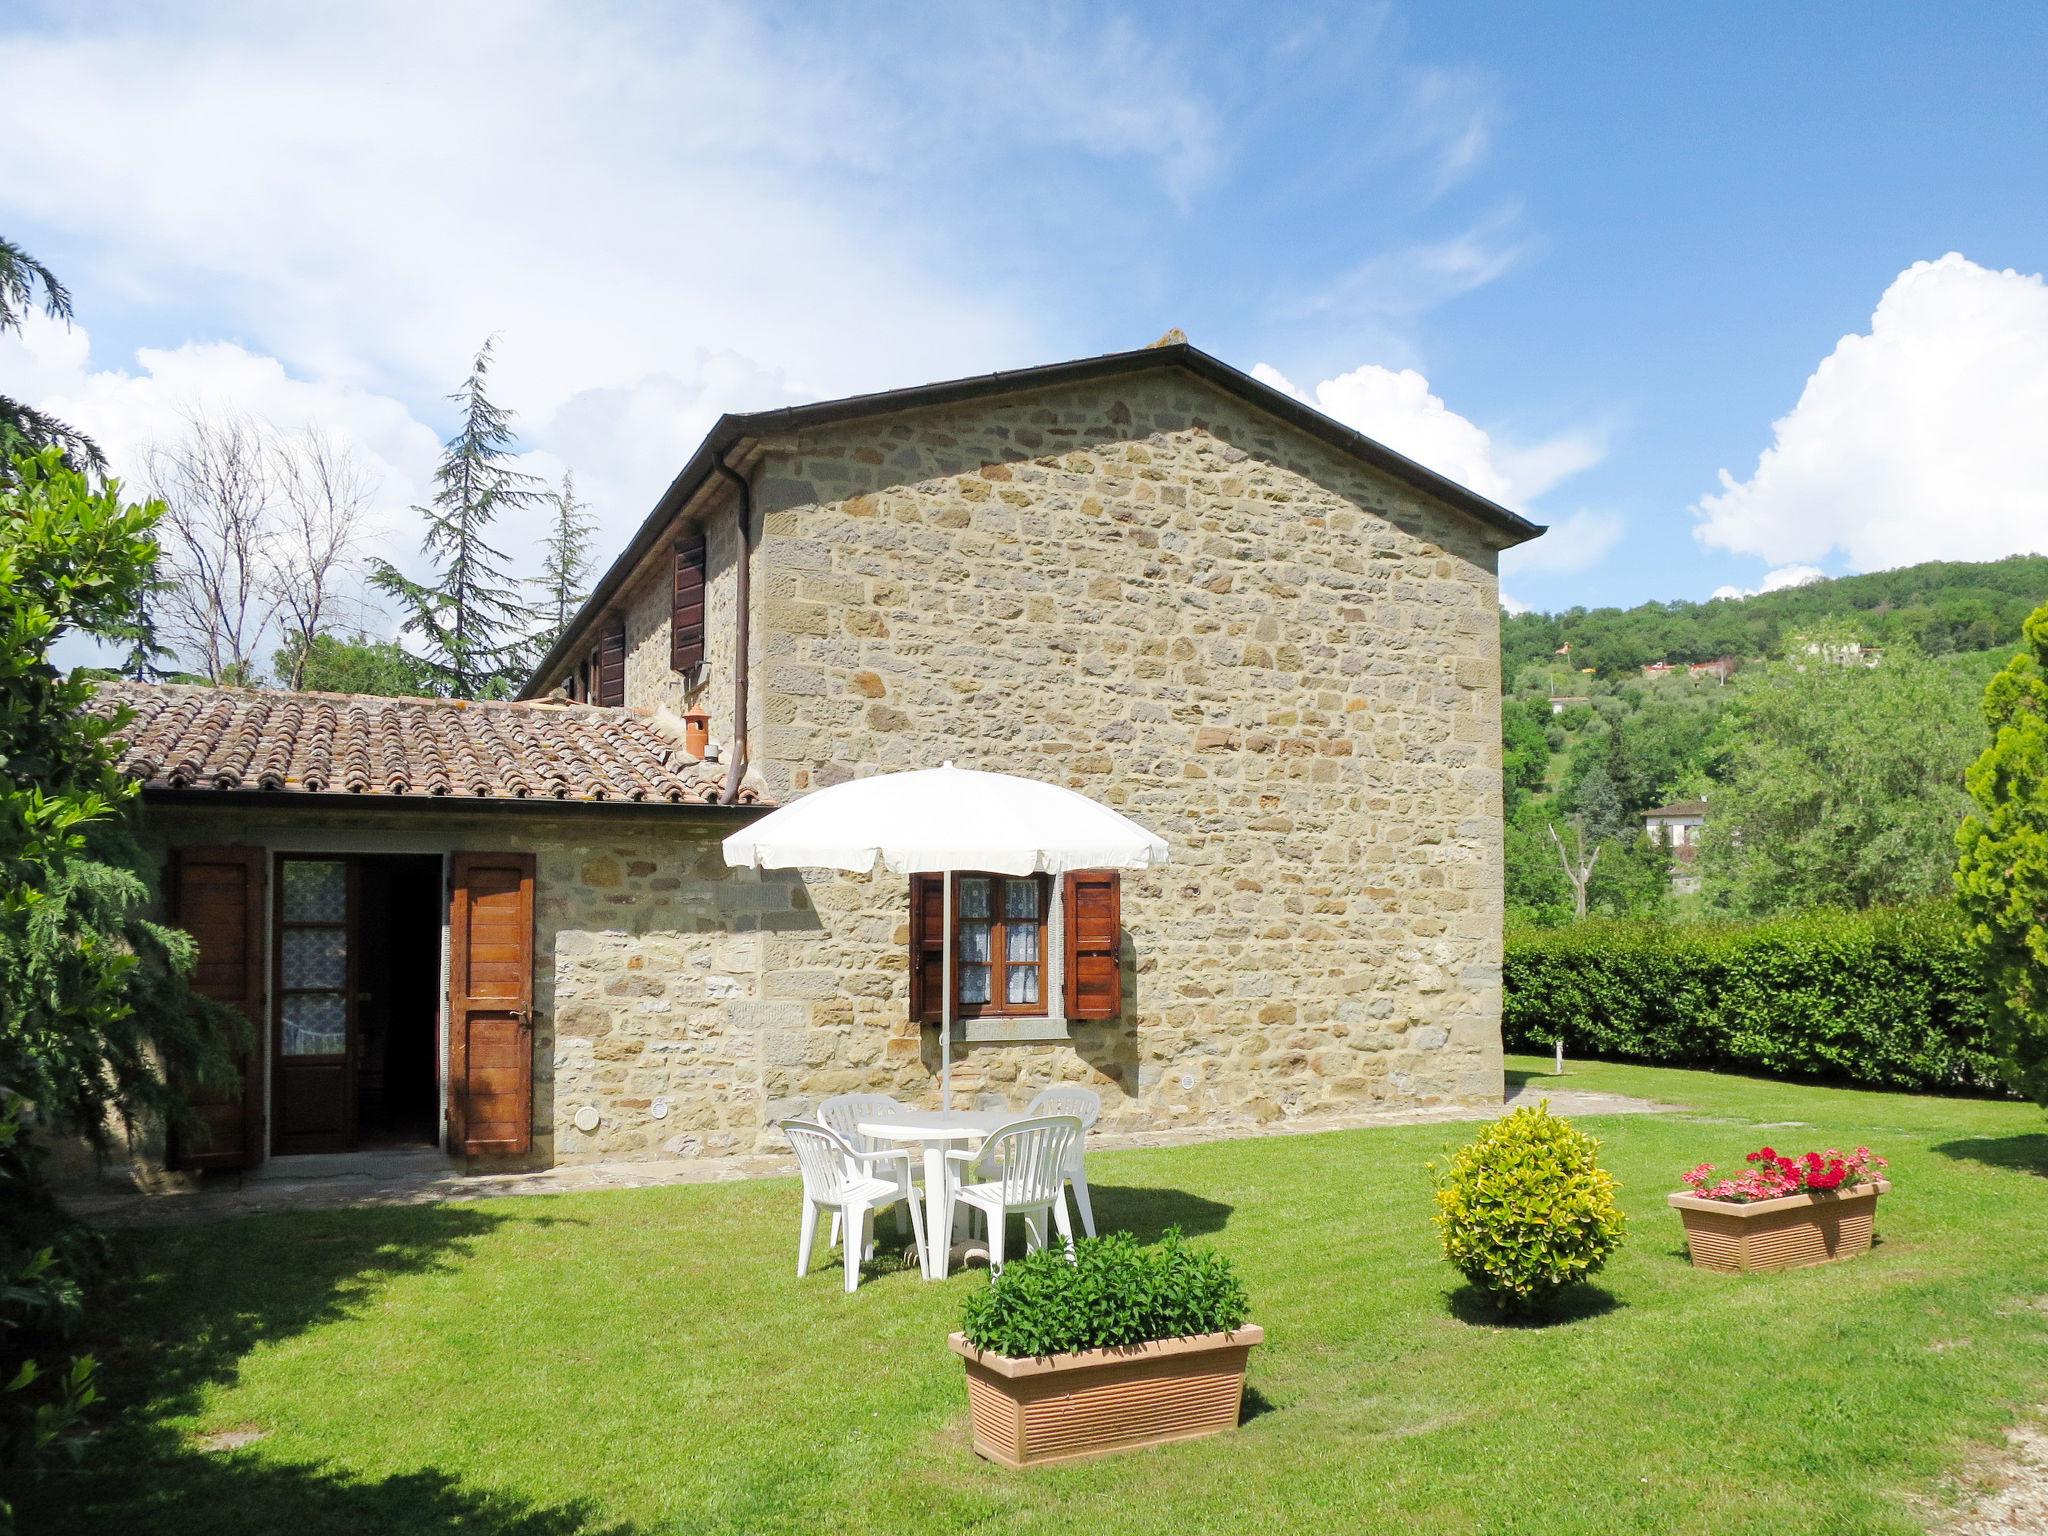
[448,851,535,1157]
[908,873,945,1024]
[671,527,706,672]
[169,847,266,1169]
[596,613,626,707]
[1062,870,1123,1021]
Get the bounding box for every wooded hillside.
[1503,553,2048,679]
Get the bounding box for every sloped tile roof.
[89,681,765,806]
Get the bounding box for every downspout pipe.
[713,457,753,804]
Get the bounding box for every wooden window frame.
[951,872,1051,1019]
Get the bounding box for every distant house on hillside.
[1547,695,1590,715]
[1640,660,1675,678]
[1688,656,1737,683]
[1796,640,1883,669]
[1643,799,1707,894]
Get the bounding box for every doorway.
[271,853,443,1155]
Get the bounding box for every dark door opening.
[355,855,443,1148]
[272,853,443,1155]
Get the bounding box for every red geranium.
[1682,1146,1886,1204]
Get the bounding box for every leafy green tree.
[532,469,595,656]
[1585,831,1672,920]
[274,632,437,698]
[0,449,235,1131]
[1955,602,2048,1106]
[371,339,541,697]
[0,449,235,1509]
[1698,646,1988,915]
[0,239,104,476]
[1501,697,1550,813]
[1505,800,1575,927]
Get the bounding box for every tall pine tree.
[372,338,540,697]
[533,468,595,656]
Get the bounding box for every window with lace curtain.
[952,873,1049,1016]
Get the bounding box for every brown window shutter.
[1062,870,1123,1021]
[448,851,535,1157]
[671,527,707,672]
[908,873,945,1024]
[168,846,267,1169]
[596,614,626,707]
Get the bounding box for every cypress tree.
[372,338,541,697]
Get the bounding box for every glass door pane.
[279,859,349,1057]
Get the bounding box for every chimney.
[681,709,711,759]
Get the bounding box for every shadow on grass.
[1079,1184,1234,1242]
[1239,1383,1278,1425]
[1444,1282,1622,1330]
[1931,1133,2048,1178]
[1502,1068,1572,1097]
[11,1201,629,1536]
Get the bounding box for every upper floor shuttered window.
[672,526,706,673]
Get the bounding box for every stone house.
[98,339,1541,1177]
[1643,798,1709,894]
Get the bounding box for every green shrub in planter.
[1432,1104,1625,1316]
[958,1229,1249,1358]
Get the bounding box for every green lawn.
[20,1059,2048,1535]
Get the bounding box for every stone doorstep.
[68,1081,1672,1229]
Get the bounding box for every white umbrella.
[722,762,1168,1107]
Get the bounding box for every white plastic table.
[857,1110,1013,1279]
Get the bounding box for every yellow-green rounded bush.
[1432,1103,1625,1316]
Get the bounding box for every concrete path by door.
[66,1074,1673,1230]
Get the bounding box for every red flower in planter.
[1682,1145,1887,1204]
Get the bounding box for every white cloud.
[1709,564,1827,602]
[1694,253,2048,570]
[2,312,439,519]
[1499,589,1531,615]
[0,2,1238,556]
[1252,358,1618,581]
[1287,210,1527,322]
[1251,360,1606,508]
[0,2,1217,470]
[1255,361,1511,500]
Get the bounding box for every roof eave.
[136,786,773,817]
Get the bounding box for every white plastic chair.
[817,1093,917,1247]
[944,1115,1081,1273]
[778,1119,926,1294]
[1025,1085,1102,1238]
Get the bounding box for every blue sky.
[3,1,2044,631]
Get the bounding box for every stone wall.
[127,803,780,1170]
[724,369,1512,1135]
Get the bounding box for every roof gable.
[522,341,1546,697]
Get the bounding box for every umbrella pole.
[940,870,953,1111]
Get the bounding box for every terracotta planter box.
[1669,1180,1891,1273]
[948,1325,1263,1467]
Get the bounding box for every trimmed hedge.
[1503,904,2006,1093]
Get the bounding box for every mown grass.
[18,1058,2048,1535]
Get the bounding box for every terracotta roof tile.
[89,682,766,807]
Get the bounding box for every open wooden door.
[271,857,357,1154]
[448,851,535,1157]
[169,847,267,1170]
